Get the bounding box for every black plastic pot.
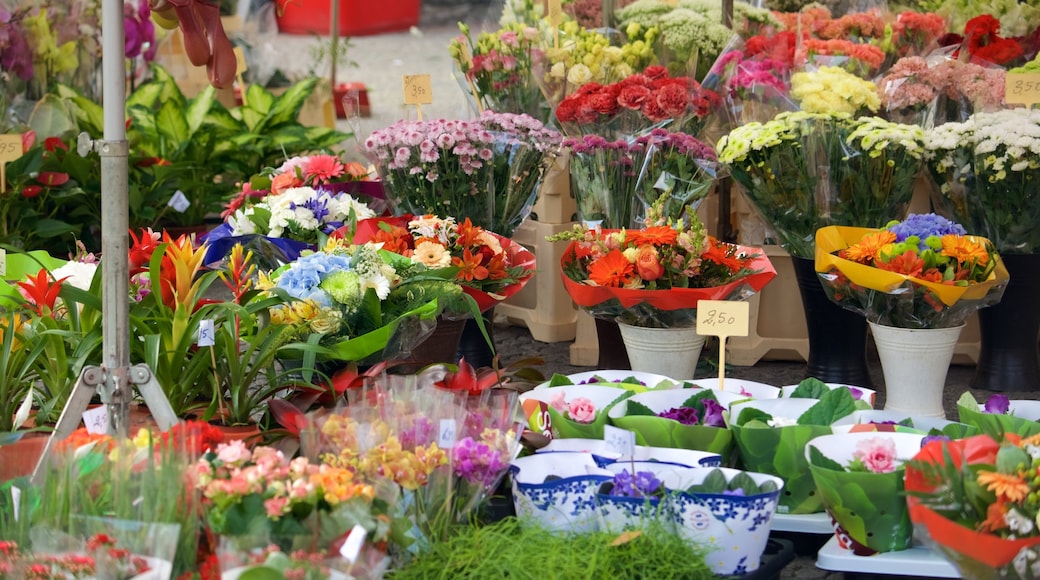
[594,318,631,370]
[972,253,1040,392]
[456,307,497,369]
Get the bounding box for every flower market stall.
[4,0,1040,577]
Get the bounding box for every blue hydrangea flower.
[276,251,353,305]
[885,213,966,250]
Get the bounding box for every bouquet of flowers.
[564,135,646,228]
[807,431,926,554]
[794,40,886,79]
[348,214,536,314]
[264,239,442,363]
[718,112,924,258]
[814,213,1009,329]
[877,56,1006,128]
[616,2,739,80]
[905,434,1040,578]
[448,22,551,123]
[553,209,776,328]
[633,129,718,223]
[729,389,859,514]
[790,66,880,115]
[704,49,792,128]
[363,114,560,236]
[889,11,948,57]
[925,109,1040,254]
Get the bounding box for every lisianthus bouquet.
[956,393,1040,440]
[264,239,441,363]
[729,388,858,513]
[718,112,924,258]
[815,213,1009,329]
[595,467,670,533]
[633,129,718,223]
[905,434,1040,578]
[449,22,551,123]
[553,209,775,328]
[807,432,926,554]
[553,65,719,140]
[607,387,743,463]
[925,109,1040,254]
[348,213,536,314]
[790,66,880,115]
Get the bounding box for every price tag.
[0,248,6,277]
[522,399,552,438]
[1006,72,1040,106]
[234,46,247,75]
[168,190,191,212]
[603,424,635,457]
[438,418,457,449]
[402,74,433,105]
[83,405,109,435]
[696,300,750,338]
[197,319,215,347]
[11,487,20,522]
[339,523,367,563]
[0,134,22,194]
[547,0,563,26]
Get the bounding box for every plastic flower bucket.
[807,432,925,554]
[595,462,693,534]
[510,452,612,532]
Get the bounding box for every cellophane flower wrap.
[207,154,379,266]
[956,392,1040,440]
[264,239,440,363]
[814,214,1009,329]
[790,66,880,115]
[877,56,1006,129]
[718,112,924,258]
[730,389,858,514]
[565,135,646,228]
[348,214,536,314]
[905,434,1040,579]
[449,21,553,124]
[925,109,1040,254]
[807,432,925,555]
[310,374,522,559]
[704,48,793,129]
[553,208,776,328]
[476,111,562,236]
[633,129,718,224]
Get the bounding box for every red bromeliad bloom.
[128,228,161,276]
[16,268,69,317]
[218,244,256,304]
[158,232,207,311]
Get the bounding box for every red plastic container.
[276,0,421,36]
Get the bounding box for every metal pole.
[330,0,340,91]
[99,0,132,437]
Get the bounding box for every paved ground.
[232,8,1037,578]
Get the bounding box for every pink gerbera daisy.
[303,154,346,184]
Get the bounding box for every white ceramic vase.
[869,323,965,419]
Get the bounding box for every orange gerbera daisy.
[628,226,678,247]
[875,249,924,278]
[941,235,989,267]
[841,231,896,263]
[977,469,1030,503]
[453,247,490,282]
[587,249,635,287]
[700,237,745,273]
[978,496,1009,533]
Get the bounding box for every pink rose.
[216,440,252,465]
[567,397,597,424]
[634,245,664,281]
[853,437,897,473]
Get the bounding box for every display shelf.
[816,536,959,578]
[770,512,834,534]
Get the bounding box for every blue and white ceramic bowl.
[510,452,612,533]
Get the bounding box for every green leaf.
[956,391,981,412]
[808,445,845,471]
[797,387,856,426]
[33,219,79,239]
[686,468,728,494]
[625,401,656,417]
[727,471,761,495]
[238,566,286,580]
[735,406,772,426]
[789,377,829,399]
[156,99,190,147]
[28,94,75,139]
[547,374,574,387]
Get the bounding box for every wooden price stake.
[402,74,433,121]
[547,0,563,48]
[1005,72,1040,107]
[0,134,23,194]
[234,46,248,107]
[696,300,750,392]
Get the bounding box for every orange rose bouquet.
[551,209,775,328]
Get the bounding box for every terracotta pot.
[214,423,262,446]
[0,432,49,481]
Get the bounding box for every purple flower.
[921,434,951,448]
[610,469,662,498]
[658,406,699,425]
[452,436,508,487]
[400,417,434,449]
[984,394,1010,415]
[885,213,966,249]
[701,399,726,428]
[848,387,863,400]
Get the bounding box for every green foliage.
[389,518,714,579]
[796,388,857,426]
[684,468,777,496]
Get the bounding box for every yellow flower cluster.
[542,21,657,97]
[355,436,447,491]
[270,299,343,337]
[309,464,376,506]
[791,66,880,115]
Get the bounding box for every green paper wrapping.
[957,405,1040,439]
[809,465,912,552]
[730,424,833,514]
[546,391,634,439]
[325,300,440,362]
[609,415,735,464]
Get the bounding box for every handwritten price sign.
[1006,73,1040,106]
[547,0,563,25]
[696,301,750,338]
[0,134,22,194]
[402,75,433,105]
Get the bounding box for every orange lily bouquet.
[552,210,776,327]
[815,213,1009,329]
[906,434,1040,578]
[345,214,536,314]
